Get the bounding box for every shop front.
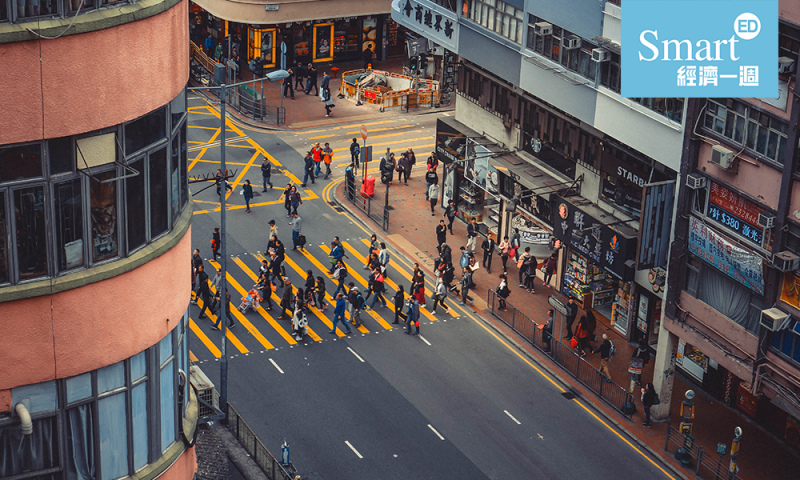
[633,267,666,349]
[551,194,638,331]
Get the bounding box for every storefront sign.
[638,181,675,269]
[435,118,469,165]
[688,216,764,294]
[637,294,650,333]
[511,211,550,245]
[708,181,768,247]
[600,149,672,216]
[551,195,637,281]
[391,0,458,52]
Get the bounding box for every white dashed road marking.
[428,424,445,440]
[269,358,284,374]
[347,347,365,363]
[345,441,363,458]
[504,410,521,425]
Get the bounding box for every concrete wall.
[0,0,188,145]
[518,58,598,125]
[454,96,519,149]
[459,23,522,85]
[780,0,800,23]
[0,229,191,390]
[526,0,605,40]
[696,142,782,212]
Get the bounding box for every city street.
[185,95,674,479]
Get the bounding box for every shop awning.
[492,154,567,195]
[192,0,392,26]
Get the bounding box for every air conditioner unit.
[773,251,800,272]
[779,56,796,74]
[710,144,736,170]
[786,416,800,451]
[534,22,552,36]
[562,35,581,50]
[189,365,219,418]
[686,173,707,190]
[759,308,791,332]
[758,212,776,229]
[592,48,610,62]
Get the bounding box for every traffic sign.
[548,296,568,315]
[360,124,368,140]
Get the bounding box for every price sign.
[708,202,763,245]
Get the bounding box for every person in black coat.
[305,64,319,95]
[436,220,447,253]
[641,383,657,427]
[294,61,306,90]
[632,337,651,385]
[284,68,295,99]
[393,285,406,324]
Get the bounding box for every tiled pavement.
[333,167,800,480]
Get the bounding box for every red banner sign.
[708,181,762,227]
[364,90,377,100]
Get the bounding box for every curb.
[330,183,691,480]
[188,82,454,133]
[215,423,269,480]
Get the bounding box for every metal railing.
[344,178,390,231]
[488,289,635,418]
[190,41,217,74]
[664,424,745,480]
[227,403,294,480]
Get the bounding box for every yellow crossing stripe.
[341,242,437,323]
[319,245,394,330]
[208,260,276,350]
[278,251,362,335]
[189,351,200,362]
[193,292,249,353]
[231,257,320,345]
[359,239,458,318]
[254,253,343,337]
[189,319,222,358]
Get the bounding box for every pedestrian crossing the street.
[189,240,460,363]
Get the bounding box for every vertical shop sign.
[707,180,768,248]
[638,180,675,269]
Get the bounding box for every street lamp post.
[218,84,230,424]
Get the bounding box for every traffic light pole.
[218,84,229,424]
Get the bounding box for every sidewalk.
[332,169,800,480]
[190,56,451,130]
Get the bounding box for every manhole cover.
[561,391,576,400]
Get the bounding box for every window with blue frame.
[772,326,800,364]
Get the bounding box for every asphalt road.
[185,95,673,480]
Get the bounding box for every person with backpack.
[517,247,532,288]
[378,242,391,279]
[631,337,651,385]
[510,228,521,261]
[332,260,348,297]
[444,200,458,234]
[260,157,273,192]
[599,334,614,382]
[366,267,388,310]
[322,142,334,179]
[496,274,510,311]
[348,286,364,327]
[211,227,221,261]
[426,151,438,171]
[350,138,361,171]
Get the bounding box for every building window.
[704,99,788,165]
[600,52,621,93]
[54,178,84,272]
[0,95,186,285]
[14,185,48,280]
[467,0,524,44]
[1,0,8,21]
[0,143,43,182]
[772,328,800,365]
[7,0,129,24]
[779,22,800,66]
[1,328,184,480]
[90,170,118,262]
[125,108,166,156]
[629,98,684,122]
[684,254,763,333]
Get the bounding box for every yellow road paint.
[309,134,336,140]
[228,258,300,345]
[189,319,222,358]
[319,245,393,330]
[193,295,249,353]
[189,350,199,362]
[261,253,346,337]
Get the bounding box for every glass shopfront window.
[313,23,333,62]
[248,27,276,65]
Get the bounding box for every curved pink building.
[0,2,197,480]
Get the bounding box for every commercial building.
[189,0,398,71]
[394,0,681,354]
[0,1,197,480]
[662,1,800,450]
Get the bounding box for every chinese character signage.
[622,0,778,98]
[391,0,459,52]
[707,180,768,247]
[551,195,637,281]
[688,216,764,294]
[780,272,800,311]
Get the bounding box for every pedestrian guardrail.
[227,403,295,480]
[664,424,746,480]
[190,41,217,74]
[344,178,390,231]
[487,289,635,419]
